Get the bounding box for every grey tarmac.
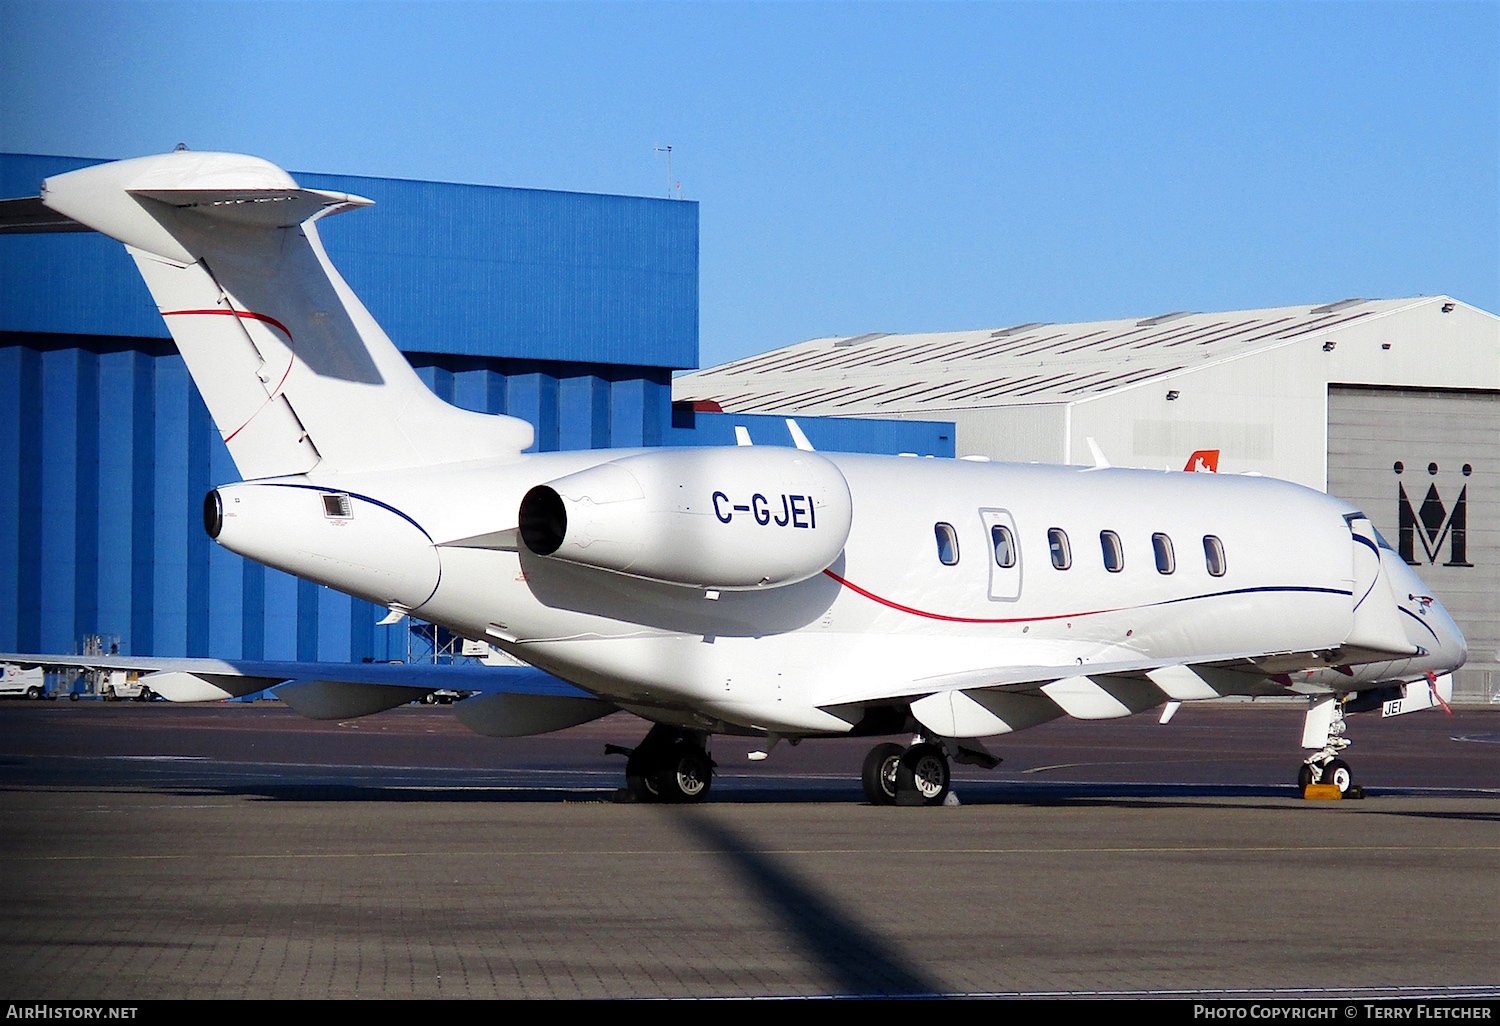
[0,701,1496,999]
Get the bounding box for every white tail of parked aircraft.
[41,152,533,479]
[0,151,1467,805]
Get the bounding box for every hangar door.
[1327,386,1498,702]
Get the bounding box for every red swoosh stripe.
[162,308,293,342]
[162,309,296,444]
[821,568,1120,624]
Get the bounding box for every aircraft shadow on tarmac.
[674,811,947,997]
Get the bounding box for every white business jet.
[3,151,1466,804]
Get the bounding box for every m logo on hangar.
[1394,461,1473,568]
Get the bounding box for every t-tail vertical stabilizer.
[40,152,534,479]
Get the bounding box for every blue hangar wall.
[0,152,954,663]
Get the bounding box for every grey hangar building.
[677,299,1500,703]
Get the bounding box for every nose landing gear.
[1299,697,1362,798]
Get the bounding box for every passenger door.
[979,508,1022,601]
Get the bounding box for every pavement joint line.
[1020,763,1088,773]
[12,843,1499,862]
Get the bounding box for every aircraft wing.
[819,635,1448,738]
[822,652,1268,706]
[819,632,1434,711]
[0,652,615,736]
[819,653,1306,737]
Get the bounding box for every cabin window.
[322,493,352,519]
[934,523,960,566]
[1152,533,1175,574]
[1100,531,1124,573]
[1048,528,1071,570]
[990,524,1016,568]
[1203,535,1227,576]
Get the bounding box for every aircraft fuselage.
[209,450,1466,736]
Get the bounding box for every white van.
[0,664,46,699]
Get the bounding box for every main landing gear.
[862,738,953,807]
[1299,697,1362,798]
[607,724,715,803]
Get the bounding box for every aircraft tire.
[1297,763,1314,790]
[656,747,712,804]
[895,743,950,807]
[625,748,663,802]
[861,743,904,805]
[1324,758,1353,795]
[625,772,659,801]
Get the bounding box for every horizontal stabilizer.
[0,195,90,233]
[131,187,371,228]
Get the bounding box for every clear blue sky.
[3,1,1496,368]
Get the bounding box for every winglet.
[785,419,815,451]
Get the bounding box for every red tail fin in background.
[1184,449,1220,473]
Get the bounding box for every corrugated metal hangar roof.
[675,298,1434,415]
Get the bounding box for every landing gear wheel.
[896,742,951,807]
[616,726,714,803]
[861,743,904,805]
[625,749,661,802]
[1297,763,1314,790]
[1324,758,1353,795]
[656,748,712,803]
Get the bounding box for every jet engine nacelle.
[518,447,853,589]
[206,482,442,611]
